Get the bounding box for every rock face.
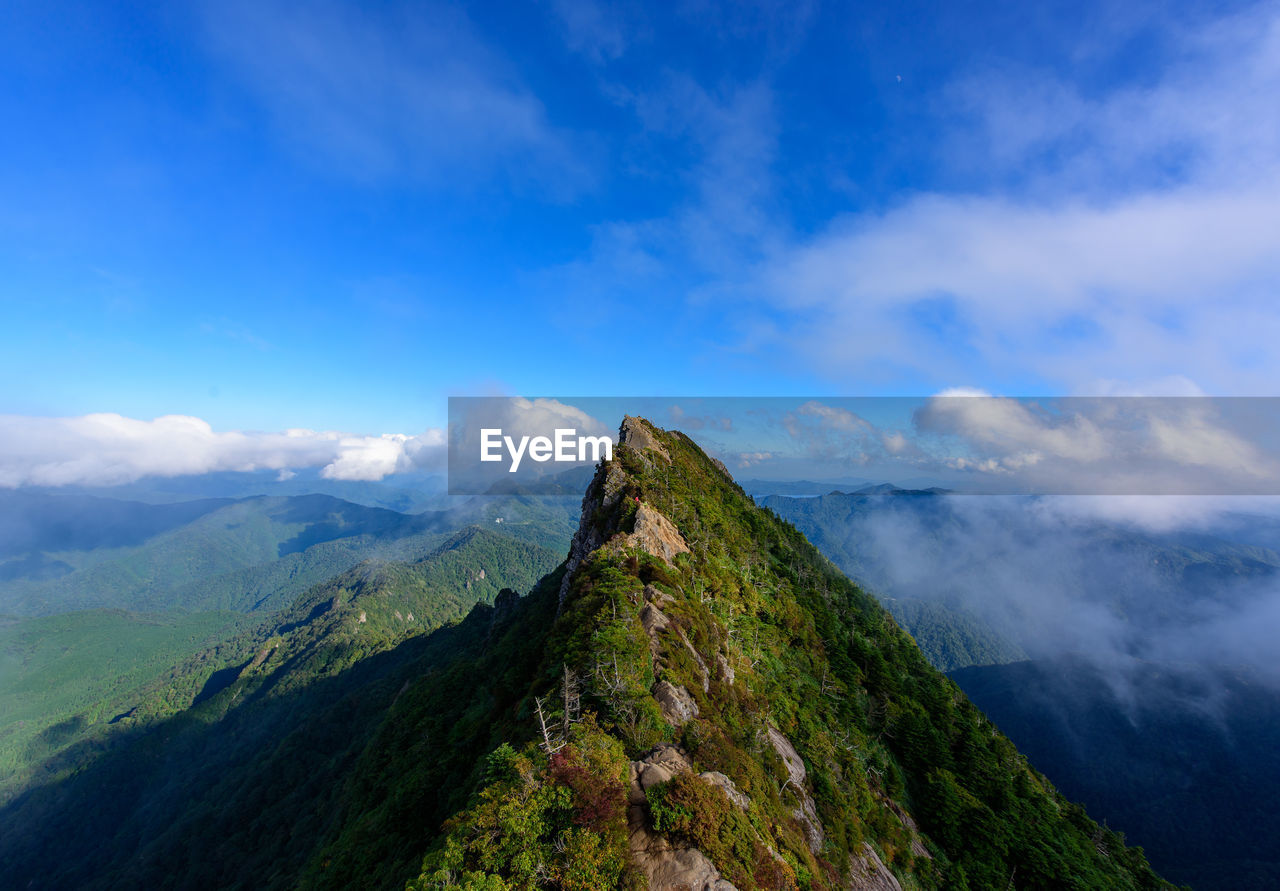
[715,651,735,686]
[767,727,825,854]
[654,680,699,726]
[640,602,670,637]
[620,415,671,463]
[620,502,691,565]
[558,457,628,608]
[638,595,706,725]
[558,417,686,609]
[627,746,738,891]
[847,844,903,891]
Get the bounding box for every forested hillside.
[0,526,562,889]
[954,657,1280,890]
[0,491,576,616]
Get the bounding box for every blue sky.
[2,0,1278,483]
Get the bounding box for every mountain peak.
[620,414,672,463]
[417,418,1172,890]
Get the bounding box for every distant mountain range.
[738,478,947,498]
[0,489,576,616]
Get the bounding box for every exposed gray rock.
[699,771,750,810]
[626,746,738,891]
[847,843,903,890]
[766,726,807,788]
[558,454,629,608]
[640,602,670,636]
[794,795,825,855]
[628,811,736,891]
[766,727,825,854]
[640,762,675,791]
[675,627,711,693]
[558,418,686,609]
[627,762,647,805]
[621,415,671,463]
[629,745,693,807]
[639,596,710,693]
[621,502,690,565]
[654,680,699,726]
[644,584,675,606]
[716,651,736,686]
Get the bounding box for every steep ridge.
[403,418,1171,890]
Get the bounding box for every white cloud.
[735,451,775,468]
[0,414,446,487]
[446,397,613,492]
[759,182,1280,390]
[915,395,1110,464]
[203,0,584,190]
[739,4,1280,393]
[913,396,1280,491]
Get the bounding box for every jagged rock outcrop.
[627,746,737,891]
[640,601,670,638]
[620,415,671,463]
[558,456,628,607]
[617,502,690,565]
[715,651,735,686]
[640,595,711,694]
[559,417,686,608]
[638,591,711,720]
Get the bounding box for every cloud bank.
[0,414,445,487]
[746,5,1280,393]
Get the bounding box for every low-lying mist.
[768,491,1280,699]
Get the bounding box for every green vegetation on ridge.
[408,420,1171,889]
